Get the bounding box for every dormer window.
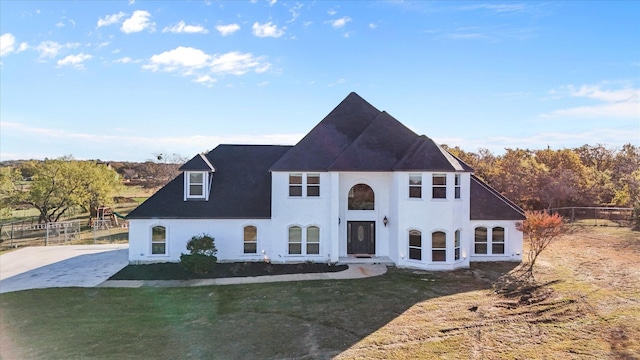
[184,171,210,200]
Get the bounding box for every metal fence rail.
[1,218,128,250]
[547,207,633,227]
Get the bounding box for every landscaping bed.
[109,261,349,280]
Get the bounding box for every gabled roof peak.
[179,153,215,172]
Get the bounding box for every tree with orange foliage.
[516,210,565,279]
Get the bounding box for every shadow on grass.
[0,261,520,359]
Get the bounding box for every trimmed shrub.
[180,234,217,275]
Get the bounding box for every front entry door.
[347,221,375,255]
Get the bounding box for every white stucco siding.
[270,172,334,262]
[394,172,471,270]
[128,219,271,264]
[469,220,523,262]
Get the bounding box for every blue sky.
[1,1,638,162]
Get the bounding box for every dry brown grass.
[336,226,640,359]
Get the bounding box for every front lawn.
[1,226,638,359]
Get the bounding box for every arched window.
[492,227,505,254]
[348,184,374,210]
[151,226,166,255]
[455,230,461,260]
[307,226,320,255]
[288,226,302,254]
[409,230,422,260]
[244,226,257,254]
[432,231,446,262]
[474,227,487,254]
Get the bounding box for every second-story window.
[455,174,461,199]
[289,173,303,197]
[187,172,206,199]
[307,174,320,197]
[432,174,447,199]
[409,174,422,198]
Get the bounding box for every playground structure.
[90,206,128,229]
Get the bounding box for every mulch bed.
[109,262,348,281]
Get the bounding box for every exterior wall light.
[383,216,388,227]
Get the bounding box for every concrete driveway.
[0,244,129,294]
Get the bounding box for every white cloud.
[369,23,377,29]
[17,42,29,52]
[329,78,346,87]
[144,46,211,72]
[121,10,155,33]
[113,56,141,64]
[97,12,126,28]
[194,74,217,87]
[543,84,640,119]
[162,21,209,34]
[56,53,93,69]
[331,16,351,29]
[269,0,277,5]
[143,46,272,86]
[0,33,16,56]
[252,22,285,38]
[35,41,63,58]
[56,22,65,28]
[328,9,337,16]
[215,23,240,36]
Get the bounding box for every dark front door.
[347,221,375,255]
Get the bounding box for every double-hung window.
[243,226,257,254]
[492,227,505,254]
[474,227,488,254]
[409,174,422,199]
[454,174,461,199]
[409,230,422,260]
[151,226,167,255]
[454,230,461,260]
[432,231,446,262]
[288,225,321,255]
[187,172,206,199]
[289,174,303,197]
[432,174,447,199]
[307,174,320,197]
[289,173,320,197]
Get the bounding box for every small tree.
[180,234,217,275]
[516,211,565,279]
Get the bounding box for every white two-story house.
[127,93,525,270]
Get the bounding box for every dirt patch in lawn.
[109,261,349,280]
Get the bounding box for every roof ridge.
[393,135,428,170]
[471,175,525,216]
[326,109,384,170]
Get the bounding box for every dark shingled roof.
[127,145,292,219]
[179,153,215,171]
[394,136,474,172]
[470,175,526,220]
[270,92,473,172]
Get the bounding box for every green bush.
[180,234,217,274]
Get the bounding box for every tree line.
[444,143,640,210]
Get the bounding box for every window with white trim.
[492,227,505,254]
[306,226,320,254]
[455,230,461,260]
[288,226,302,254]
[151,226,167,255]
[474,227,488,254]
[454,174,461,199]
[307,174,320,197]
[409,230,422,260]
[288,225,321,255]
[432,231,446,262]
[187,172,206,199]
[348,184,375,210]
[289,174,302,197]
[243,226,257,254]
[432,174,447,199]
[409,174,422,199]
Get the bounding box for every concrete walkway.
[0,244,387,293]
[0,244,129,294]
[99,263,388,288]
